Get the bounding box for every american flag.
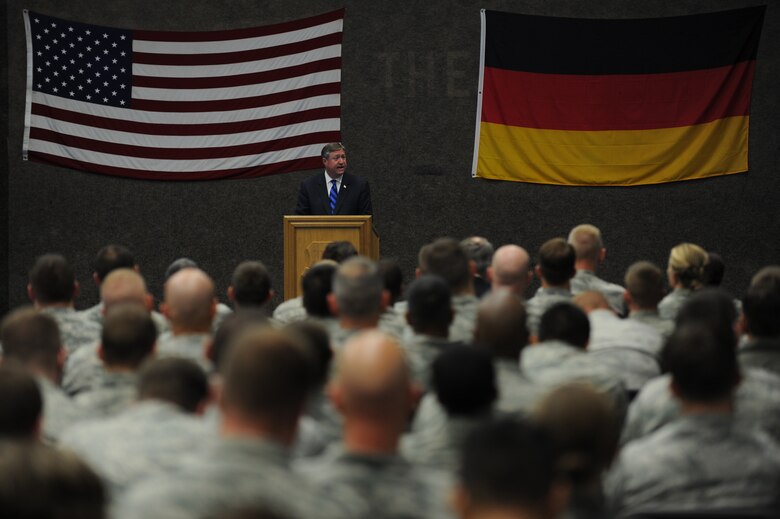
[23,9,343,180]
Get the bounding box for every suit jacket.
[294,172,373,216]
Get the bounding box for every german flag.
[472,7,765,186]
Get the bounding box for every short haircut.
[321,241,358,263]
[474,290,529,359]
[164,257,198,281]
[28,254,76,303]
[432,346,497,416]
[624,261,665,308]
[379,258,404,304]
[333,256,384,318]
[101,303,157,368]
[418,238,471,292]
[534,383,619,485]
[668,243,709,290]
[567,224,603,262]
[137,358,209,413]
[302,263,337,317]
[230,261,272,307]
[703,252,725,286]
[93,245,135,282]
[406,275,452,330]
[539,302,590,349]
[663,323,739,402]
[321,142,345,159]
[0,442,105,519]
[460,417,559,510]
[209,310,270,370]
[538,238,576,286]
[285,321,333,390]
[750,266,780,289]
[675,288,738,349]
[221,326,314,422]
[742,282,780,338]
[460,237,494,277]
[0,367,42,439]
[0,307,61,371]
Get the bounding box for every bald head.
[100,269,150,311]
[489,245,531,295]
[475,289,529,359]
[336,331,411,418]
[163,268,216,332]
[573,291,612,314]
[568,224,605,268]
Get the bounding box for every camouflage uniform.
[628,309,674,342]
[404,334,464,391]
[62,341,102,396]
[448,294,479,343]
[297,444,455,519]
[212,302,233,334]
[525,287,573,337]
[606,414,780,517]
[156,332,213,372]
[41,306,101,354]
[587,309,662,392]
[273,296,307,324]
[658,288,693,321]
[571,270,627,315]
[401,414,488,473]
[622,368,780,445]
[118,437,349,519]
[739,337,780,379]
[60,400,212,506]
[74,370,138,419]
[38,376,88,444]
[494,358,545,415]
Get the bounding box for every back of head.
[459,417,559,514]
[378,258,404,305]
[742,281,780,339]
[285,321,333,391]
[538,238,576,286]
[750,265,780,289]
[28,254,76,304]
[432,345,497,416]
[221,326,313,424]
[460,236,494,277]
[675,288,738,348]
[418,238,472,292]
[0,442,105,519]
[209,310,270,371]
[567,224,603,264]
[0,366,42,439]
[101,303,157,369]
[138,357,208,413]
[539,302,590,349]
[474,289,529,359]
[624,261,665,309]
[93,245,135,283]
[490,244,531,291]
[100,269,149,309]
[302,262,337,317]
[321,241,357,263]
[0,307,61,372]
[668,243,709,290]
[163,268,216,331]
[663,323,739,403]
[333,256,383,319]
[164,257,198,282]
[533,383,619,485]
[230,261,272,307]
[702,252,725,287]
[406,275,452,333]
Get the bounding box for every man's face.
[323,149,347,178]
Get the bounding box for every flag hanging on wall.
[23,9,343,180]
[471,7,765,186]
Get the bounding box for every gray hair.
[333,256,383,318]
[460,236,494,276]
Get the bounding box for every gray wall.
[5,0,779,313]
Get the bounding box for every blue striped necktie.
[329,179,339,214]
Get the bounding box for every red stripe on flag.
[30,127,340,159]
[481,61,755,131]
[28,150,324,180]
[134,57,341,89]
[132,82,341,112]
[133,9,344,43]
[31,103,341,136]
[133,33,342,66]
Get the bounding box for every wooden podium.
[283,216,380,300]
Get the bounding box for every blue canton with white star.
[30,11,133,108]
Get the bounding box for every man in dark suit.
[294,143,373,216]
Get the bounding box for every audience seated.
[27,253,101,353]
[460,236,494,298]
[164,258,232,333]
[739,266,780,376]
[624,261,674,341]
[606,323,780,516]
[487,244,532,298]
[417,238,480,342]
[227,261,275,313]
[526,238,576,339]
[0,365,43,440]
[658,243,709,320]
[568,224,627,315]
[80,245,138,326]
